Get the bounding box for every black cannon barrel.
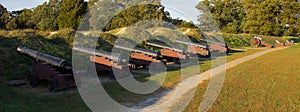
[17,46,72,71]
[114,45,159,57]
[175,40,208,49]
[145,42,185,53]
[73,46,128,64]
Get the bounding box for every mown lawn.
[181,44,300,112]
[0,30,268,111]
[0,85,89,112]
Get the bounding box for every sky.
[0,0,201,23]
[161,0,201,24]
[0,0,48,11]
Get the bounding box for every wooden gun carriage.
[114,45,165,70]
[145,41,189,63]
[175,40,210,57]
[17,46,75,92]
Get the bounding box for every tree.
[104,4,170,31]
[17,9,34,29]
[196,0,244,33]
[6,18,18,30]
[88,0,170,31]
[197,0,300,36]
[57,0,87,30]
[241,0,300,36]
[0,4,9,29]
[279,0,300,36]
[30,0,60,31]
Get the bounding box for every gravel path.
[137,47,288,112]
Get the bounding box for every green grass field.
[0,29,296,111]
[180,44,300,112]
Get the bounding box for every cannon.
[145,41,188,63]
[275,40,285,47]
[275,40,294,47]
[284,40,294,46]
[175,40,210,57]
[200,38,230,54]
[17,46,75,92]
[114,45,165,70]
[251,36,274,48]
[73,46,130,76]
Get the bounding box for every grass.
[0,85,89,112]
[0,30,72,80]
[0,29,289,111]
[205,33,287,48]
[178,44,300,112]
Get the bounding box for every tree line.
[0,0,194,31]
[197,0,300,36]
[0,0,299,36]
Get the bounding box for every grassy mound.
[0,30,72,80]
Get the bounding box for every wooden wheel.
[48,80,58,92]
[27,75,39,88]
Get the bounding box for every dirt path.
[138,47,288,112]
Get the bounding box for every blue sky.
[0,0,201,23]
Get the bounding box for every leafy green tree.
[171,18,196,28]
[104,4,170,31]
[57,0,87,30]
[279,0,300,36]
[6,18,18,30]
[198,0,299,36]
[241,0,300,36]
[17,9,34,29]
[29,1,60,31]
[89,0,170,31]
[5,10,23,30]
[196,0,244,33]
[0,4,9,29]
